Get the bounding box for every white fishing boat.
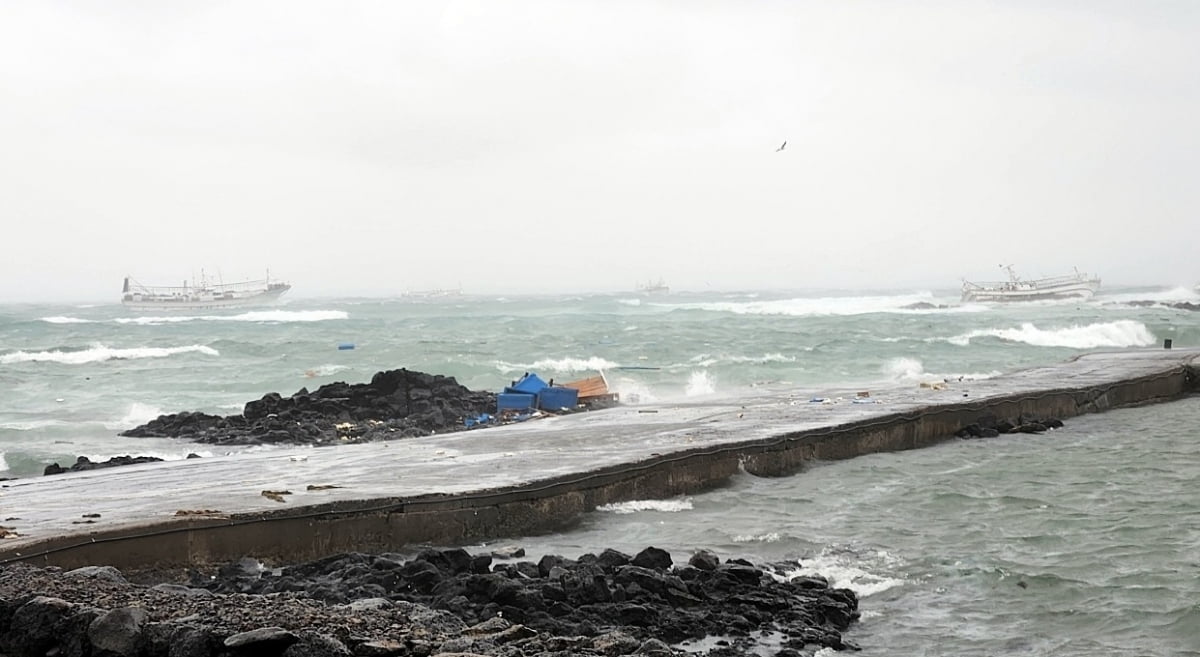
[961,266,1100,303]
[121,271,291,310]
[636,278,670,295]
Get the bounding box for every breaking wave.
[596,498,695,514]
[115,310,348,325]
[0,344,219,365]
[774,547,905,598]
[880,357,1000,382]
[944,320,1156,349]
[39,316,95,324]
[495,356,620,373]
[657,292,975,317]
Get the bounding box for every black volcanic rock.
[120,368,497,446]
[197,546,861,654]
[43,455,165,476]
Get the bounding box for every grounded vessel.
[121,272,291,310]
[961,266,1099,303]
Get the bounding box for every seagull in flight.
[776,140,787,152]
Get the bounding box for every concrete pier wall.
[5,357,1197,574]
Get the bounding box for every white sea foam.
[692,352,798,366]
[617,298,642,306]
[0,344,219,365]
[102,402,165,430]
[307,364,351,377]
[1101,286,1200,305]
[115,310,348,325]
[0,419,70,431]
[732,532,781,543]
[944,320,1156,349]
[0,452,8,472]
[496,356,621,373]
[880,357,1000,382]
[685,370,716,396]
[777,548,905,598]
[596,498,694,514]
[39,316,95,324]
[658,291,974,317]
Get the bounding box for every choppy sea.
[2,286,1199,655]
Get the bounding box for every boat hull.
[961,278,1099,303]
[121,284,291,311]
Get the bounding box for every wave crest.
[946,320,1156,349]
[0,344,219,365]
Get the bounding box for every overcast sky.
[2,1,1197,302]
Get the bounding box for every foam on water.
[495,356,621,373]
[732,532,782,543]
[0,419,68,431]
[0,344,219,365]
[115,310,348,325]
[1100,286,1200,305]
[944,320,1156,349]
[879,357,1000,382]
[777,548,906,598]
[39,316,95,324]
[658,291,972,317]
[596,498,695,514]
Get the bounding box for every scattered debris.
[261,490,292,503]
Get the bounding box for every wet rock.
[43,455,164,476]
[224,626,299,651]
[66,565,129,583]
[121,369,497,446]
[688,550,719,571]
[87,607,149,656]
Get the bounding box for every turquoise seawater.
[2,286,1198,655]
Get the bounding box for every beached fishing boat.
[961,266,1100,303]
[121,272,291,310]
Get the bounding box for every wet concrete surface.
[1,348,1196,565]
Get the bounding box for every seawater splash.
[879,357,1000,382]
[596,498,695,514]
[775,547,906,598]
[1100,286,1200,305]
[115,310,348,325]
[0,344,219,365]
[685,370,716,396]
[945,320,1156,349]
[657,291,973,317]
[102,402,166,430]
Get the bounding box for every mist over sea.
[2,286,1198,655]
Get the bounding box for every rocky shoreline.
[0,546,859,656]
[121,369,501,446]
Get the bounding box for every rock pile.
[0,546,860,656]
[121,369,497,446]
[42,455,170,476]
[955,412,1065,438]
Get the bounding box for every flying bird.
[776,141,787,152]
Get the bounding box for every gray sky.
[3,1,1198,302]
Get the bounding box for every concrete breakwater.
[1,349,1196,574]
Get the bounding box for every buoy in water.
[337,342,355,350]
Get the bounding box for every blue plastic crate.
[538,386,579,411]
[497,392,536,412]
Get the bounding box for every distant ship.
[961,265,1100,303]
[636,278,670,295]
[121,271,291,310]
